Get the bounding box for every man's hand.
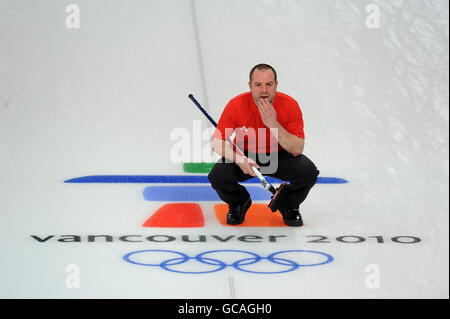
[236,155,260,177]
[256,98,279,128]
[211,138,261,176]
[255,98,305,157]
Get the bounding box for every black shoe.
[279,207,303,227]
[227,197,252,225]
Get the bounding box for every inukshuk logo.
[65,120,348,227]
[64,167,347,228]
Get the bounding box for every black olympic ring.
[122,249,334,274]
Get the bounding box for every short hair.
[249,63,277,83]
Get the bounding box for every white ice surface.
[0,0,448,298]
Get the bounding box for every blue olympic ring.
[122,249,334,274]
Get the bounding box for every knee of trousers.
[310,168,320,185]
[207,171,218,188]
[208,164,238,189]
[291,166,320,187]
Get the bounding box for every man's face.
[249,69,278,104]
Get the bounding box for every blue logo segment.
[143,185,272,201]
[64,175,348,184]
[123,249,334,274]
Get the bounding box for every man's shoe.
[279,207,303,227]
[227,197,252,225]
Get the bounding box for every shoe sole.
[227,219,245,225]
[283,219,303,227]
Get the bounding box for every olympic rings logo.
[123,249,334,274]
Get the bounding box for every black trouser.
[208,150,319,208]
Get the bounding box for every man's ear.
[248,81,252,90]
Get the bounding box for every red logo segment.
[143,203,204,228]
